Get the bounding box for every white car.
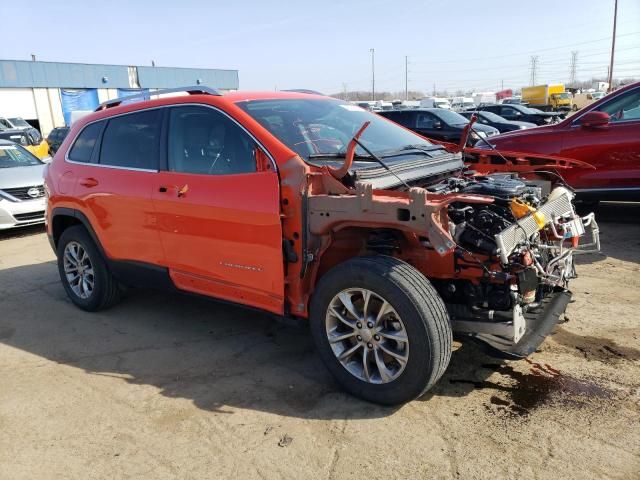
[0,140,47,230]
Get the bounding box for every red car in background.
[482,81,640,202]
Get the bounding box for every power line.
[408,31,640,65]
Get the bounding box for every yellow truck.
[521,84,571,112]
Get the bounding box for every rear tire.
[310,256,452,405]
[57,225,121,311]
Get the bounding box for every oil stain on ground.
[450,360,614,417]
[551,327,640,363]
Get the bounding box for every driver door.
[152,105,284,314]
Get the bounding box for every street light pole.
[607,0,618,91]
[370,48,375,101]
[405,55,408,101]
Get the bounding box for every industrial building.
[0,60,239,136]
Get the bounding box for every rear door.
[561,87,640,193]
[70,109,164,264]
[151,105,284,314]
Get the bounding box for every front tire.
[57,225,121,311]
[310,256,452,405]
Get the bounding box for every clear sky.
[1,0,639,94]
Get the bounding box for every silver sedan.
[0,140,48,230]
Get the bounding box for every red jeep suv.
[45,87,599,404]
[483,82,640,201]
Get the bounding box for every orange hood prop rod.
[328,121,371,180]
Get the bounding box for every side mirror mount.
[254,146,272,171]
[580,111,610,128]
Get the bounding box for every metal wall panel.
[137,66,239,90]
[0,61,239,90]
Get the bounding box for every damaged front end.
[306,126,600,358]
[442,181,600,357]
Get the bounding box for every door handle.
[79,177,99,188]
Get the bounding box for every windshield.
[431,109,469,125]
[556,93,570,99]
[478,111,507,123]
[236,98,435,159]
[8,117,31,128]
[592,92,605,99]
[515,105,540,114]
[0,145,42,168]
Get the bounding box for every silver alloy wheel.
[63,241,95,299]
[325,288,409,384]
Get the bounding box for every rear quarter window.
[68,121,104,163]
[99,109,162,170]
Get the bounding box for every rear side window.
[68,121,104,163]
[100,109,162,170]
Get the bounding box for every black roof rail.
[95,85,222,111]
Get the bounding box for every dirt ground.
[0,202,638,480]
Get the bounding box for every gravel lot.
[1,203,639,480]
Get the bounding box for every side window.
[168,106,257,175]
[596,89,640,122]
[0,119,11,129]
[500,107,516,116]
[383,112,411,127]
[416,113,435,129]
[68,121,104,163]
[100,109,162,169]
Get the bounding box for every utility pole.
[433,83,436,96]
[529,56,539,86]
[569,51,578,87]
[607,0,618,91]
[370,48,375,101]
[342,82,348,101]
[501,79,504,90]
[404,56,409,101]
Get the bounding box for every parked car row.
[481,81,640,202]
[379,108,499,145]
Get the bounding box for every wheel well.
[51,214,82,248]
[314,227,406,282]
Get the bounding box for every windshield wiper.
[308,152,373,159]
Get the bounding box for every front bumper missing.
[452,289,572,358]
